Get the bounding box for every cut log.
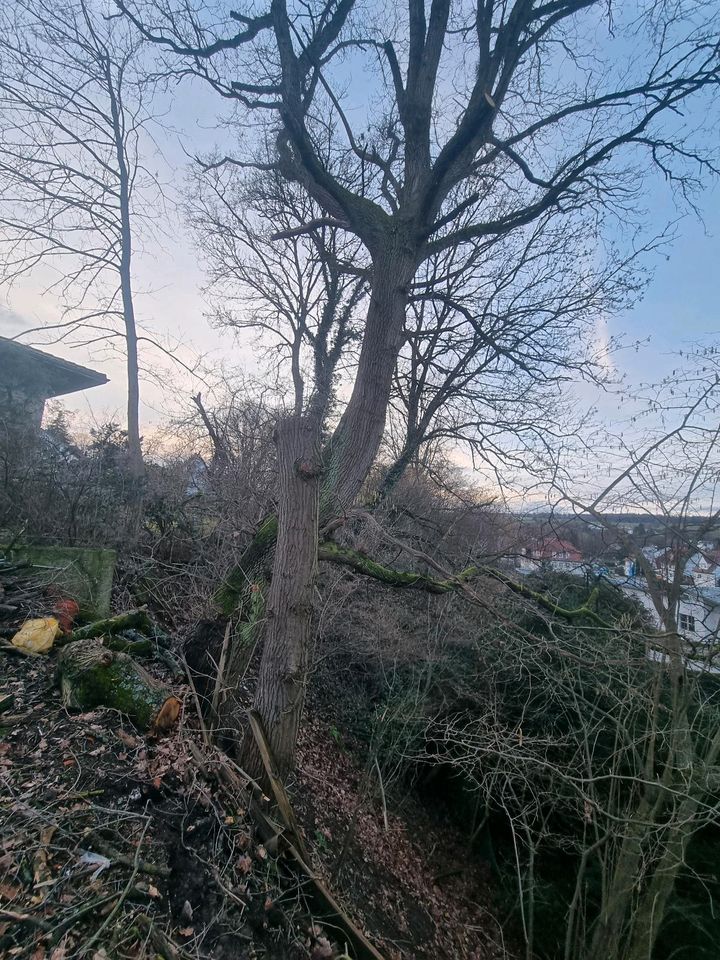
[57,639,181,731]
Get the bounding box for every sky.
[1,6,719,459]
[4,159,716,449]
[629,193,720,360]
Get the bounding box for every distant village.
[512,527,720,671]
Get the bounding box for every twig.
[181,654,212,747]
[0,908,51,931]
[135,914,193,960]
[374,758,388,833]
[53,789,105,803]
[211,620,232,725]
[84,831,171,877]
[78,819,150,955]
[247,709,312,862]
[49,892,119,944]
[4,522,28,552]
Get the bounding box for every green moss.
[318,541,478,592]
[484,567,613,628]
[105,636,154,656]
[238,586,266,648]
[214,515,277,615]
[69,609,153,642]
[58,640,169,730]
[2,544,115,618]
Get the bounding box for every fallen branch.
[318,541,477,593]
[320,526,614,629]
[246,710,386,960]
[84,831,171,878]
[0,908,51,932]
[59,608,154,645]
[79,820,150,956]
[211,620,232,726]
[247,709,312,863]
[183,732,385,959]
[483,569,610,628]
[135,913,195,960]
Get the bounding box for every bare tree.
[120,0,720,776]
[523,350,720,960]
[355,355,720,958]
[186,165,367,425]
[383,211,653,494]
[0,0,164,477]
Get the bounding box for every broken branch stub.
[57,639,181,731]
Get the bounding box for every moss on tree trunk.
[57,639,181,731]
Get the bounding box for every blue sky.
[3,145,717,445]
[626,188,719,366]
[1,6,719,448]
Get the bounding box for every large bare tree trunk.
[242,415,322,779]
[120,251,143,481]
[107,60,144,481]
[217,246,415,616]
[324,248,415,511]
[227,248,415,779]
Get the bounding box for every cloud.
[0,303,30,337]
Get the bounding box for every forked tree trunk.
[323,247,415,511]
[241,415,322,779]
[216,249,415,611]
[230,247,416,779]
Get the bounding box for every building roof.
[690,585,720,609]
[616,575,720,611]
[0,336,108,399]
[528,537,583,561]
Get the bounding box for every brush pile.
[1,648,354,960]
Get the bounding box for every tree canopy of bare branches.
[0,0,165,476]
[187,166,367,424]
[117,0,720,782]
[120,0,720,517]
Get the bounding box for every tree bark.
[107,56,144,481]
[224,243,416,778]
[122,265,143,481]
[323,246,415,512]
[58,639,181,731]
[216,243,416,616]
[241,415,322,780]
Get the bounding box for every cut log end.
[154,695,182,732]
[57,639,182,732]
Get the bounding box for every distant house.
[615,558,720,675]
[675,584,720,645]
[651,547,680,583]
[620,576,720,671]
[641,544,663,562]
[684,549,720,588]
[628,546,720,588]
[518,537,584,575]
[0,336,107,433]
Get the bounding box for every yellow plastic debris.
[11,617,61,654]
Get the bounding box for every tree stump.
[57,639,181,731]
